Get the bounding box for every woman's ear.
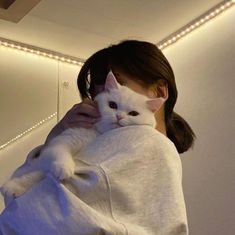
[146,79,168,112]
[154,79,168,100]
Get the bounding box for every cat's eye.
[109,101,118,109]
[128,111,139,116]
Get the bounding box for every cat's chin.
[95,122,121,133]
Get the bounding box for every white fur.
[1,72,163,198]
[95,86,157,133]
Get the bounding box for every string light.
[0,113,57,150]
[0,38,85,66]
[0,1,234,58]
[157,0,235,50]
[0,40,84,151]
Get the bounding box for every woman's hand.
[45,99,100,145]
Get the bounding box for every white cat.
[0,71,165,199]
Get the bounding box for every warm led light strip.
[0,1,234,62]
[0,113,57,150]
[157,0,235,49]
[0,37,85,66]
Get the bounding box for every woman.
[46,40,195,153]
[0,40,195,235]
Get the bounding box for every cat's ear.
[146,97,166,112]
[105,71,121,91]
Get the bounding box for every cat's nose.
[116,114,124,120]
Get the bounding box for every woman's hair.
[77,40,195,153]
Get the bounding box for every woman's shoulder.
[101,125,157,139]
[80,125,158,163]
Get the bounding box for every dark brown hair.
[77,40,195,153]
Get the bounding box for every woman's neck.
[155,119,167,136]
[155,107,167,136]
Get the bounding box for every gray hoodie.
[0,125,188,235]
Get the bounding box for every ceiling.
[0,0,222,59]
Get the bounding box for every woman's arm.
[27,99,100,161]
[45,99,100,145]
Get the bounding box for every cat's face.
[94,71,165,133]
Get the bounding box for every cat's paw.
[0,180,28,198]
[51,160,75,180]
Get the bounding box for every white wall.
[0,48,58,145]
[164,7,235,235]
[0,47,82,212]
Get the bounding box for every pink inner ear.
[146,98,165,112]
[105,71,120,91]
